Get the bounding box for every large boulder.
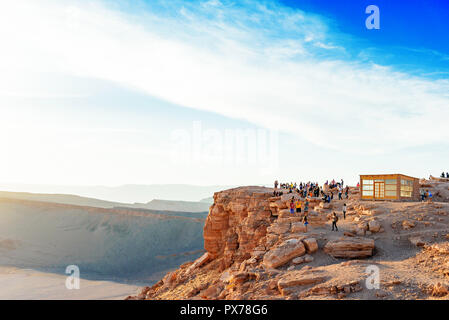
[267,221,291,234]
[291,222,306,233]
[368,220,381,233]
[263,238,306,268]
[324,237,375,259]
[302,238,318,253]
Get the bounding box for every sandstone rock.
[304,254,314,263]
[375,290,390,298]
[402,220,415,230]
[302,238,318,253]
[291,222,306,233]
[229,272,258,285]
[358,222,369,231]
[263,238,306,269]
[320,202,332,209]
[356,227,366,236]
[324,237,375,259]
[368,220,381,233]
[220,271,232,283]
[267,221,291,235]
[292,256,305,264]
[292,254,314,264]
[431,282,449,297]
[200,283,224,299]
[185,252,211,274]
[409,236,426,247]
[277,209,292,217]
[277,272,327,296]
[337,292,346,299]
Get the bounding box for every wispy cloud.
[1,0,449,157]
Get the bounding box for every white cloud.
[1,0,449,158]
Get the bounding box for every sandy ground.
[0,266,139,300]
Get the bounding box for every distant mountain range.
[0,191,211,213]
[0,184,234,203]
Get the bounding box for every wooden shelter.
[359,174,420,201]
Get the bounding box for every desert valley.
[0,189,211,299]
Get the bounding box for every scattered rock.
[410,237,426,247]
[263,238,306,268]
[431,282,449,297]
[277,272,327,296]
[324,237,375,259]
[402,220,415,230]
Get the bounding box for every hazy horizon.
[0,183,234,203]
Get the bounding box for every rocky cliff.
[130,183,449,300]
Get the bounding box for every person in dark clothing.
[345,186,349,199]
[447,172,449,178]
[420,189,425,202]
[442,172,445,178]
[331,212,339,231]
[343,203,347,220]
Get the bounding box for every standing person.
[304,199,309,214]
[428,190,433,203]
[331,212,339,231]
[420,189,425,202]
[338,186,342,200]
[446,172,449,178]
[345,186,349,199]
[343,203,347,220]
[290,198,295,214]
[303,213,309,232]
[274,180,279,189]
[296,198,302,214]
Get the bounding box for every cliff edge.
[128,183,449,300]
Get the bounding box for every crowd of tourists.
[274,179,349,202]
[273,179,349,232]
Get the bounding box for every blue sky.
[0,0,448,188]
[280,0,449,77]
